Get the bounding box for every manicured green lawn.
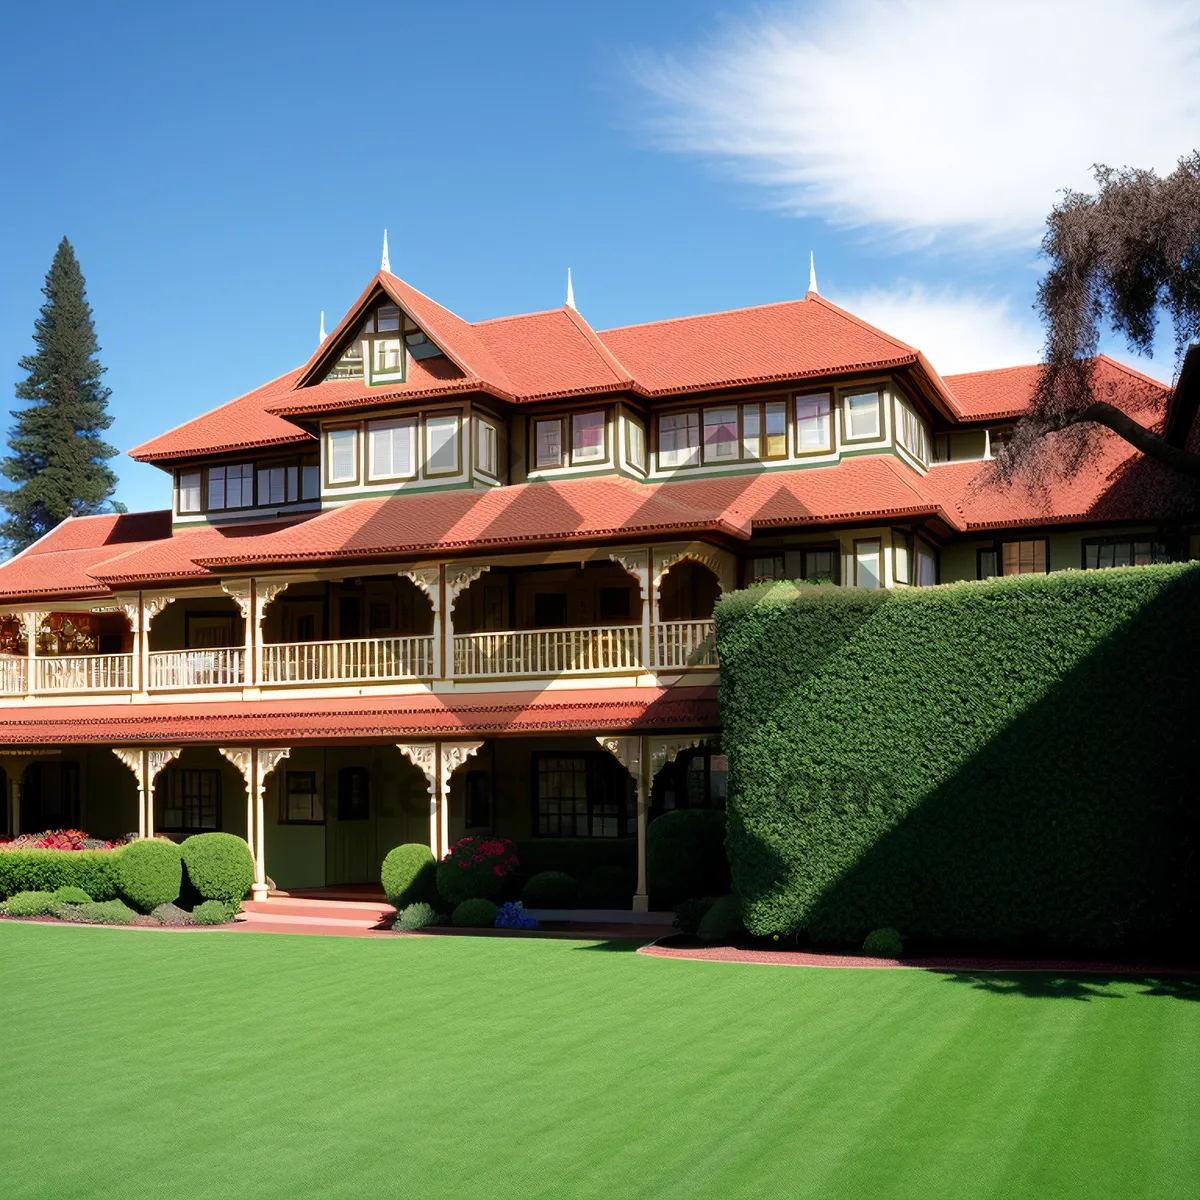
[1,924,1196,1199]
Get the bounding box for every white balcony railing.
[454,625,641,678]
[260,636,435,685]
[148,647,245,690]
[652,620,718,669]
[0,655,27,695]
[35,653,135,692]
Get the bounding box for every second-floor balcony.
[261,634,435,684]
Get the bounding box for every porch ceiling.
[0,686,719,747]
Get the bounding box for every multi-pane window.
[627,417,647,471]
[533,755,627,838]
[368,418,416,480]
[796,394,832,453]
[844,391,882,440]
[424,413,460,475]
[258,465,287,506]
[572,411,607,463]
[659,412,700,468]
[281,771,323,824]
[178,471,201,514]
[750,555,784,582]
[895,396,931,465]
[477,419,498,476]
[703,407,739,462]
[208,463,254,509]
[327,428,359,483]
[855,539,882,588]
[534,418,563,469]
[1001,539,1048,576]
[158,769,221,834]
[803,547,837,581]
[1083,539,1167,569]
[750,546,838,584]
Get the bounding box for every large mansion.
[0,262,1194,906]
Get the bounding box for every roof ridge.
[560,305,635,385]
[802,293,919,356]
[598,294,815,335]
[472,307,570,327]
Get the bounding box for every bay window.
[844,390,882,441]
[703,407,739,463]
[796,393,832,453]
[571,411,607,463]
[368,418,416,480]
[534,418,563,469]
[659,412,700,468]
[178,471,201,514]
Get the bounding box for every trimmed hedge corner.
[716,564,1200,955]
[181,833,253,905]
[696,895,745,945]
[0,849,121,901]
[116,839,182,913]
[381,844,438,909]
[522,871,579,909]
[646,809,730,910]
[452,898,501,928]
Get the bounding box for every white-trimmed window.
[844,391,882,440]
[796,393,832,453]
[534,418,563,469]
[326,428,359,484]
[368,418,416,480]
[895,396,931,466]
[424,413,460,476]
[370,338,404,377]
[571,411,607,463]
[208,463,254,509]
[476,418,498,476]
[659,412,700,468]
[855,539,882,589]
[1001,539,1048,576]
[178,471,201,514]
[894,538,911,585]
[916,541,938,586]
[703,407,739,463]
[627,417,647,472]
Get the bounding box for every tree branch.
[1058,402,1200,476]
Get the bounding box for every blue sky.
[1,0,1197,515]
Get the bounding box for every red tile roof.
[0,686,719,745]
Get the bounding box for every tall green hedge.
[715,565,1200,955]
[0,849,121,900]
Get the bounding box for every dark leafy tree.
[999,153,1200,482]
[2,238,119,553]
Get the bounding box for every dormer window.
[572,412,606,463]
[535,419,564,469]
[405,331,442,361]
[320,299,445,386]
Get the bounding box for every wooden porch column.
[443,565,490,683]
[609,550,651,673]
[219,747,290,899]
[22,611,47,697]
[399,567,442,680]
[113,747,182,839]
[440,741,483,856]
[396,743,438,854]
[596,736,649,912]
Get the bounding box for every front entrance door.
[328,766,373,883]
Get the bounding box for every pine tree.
[2,238,119,554]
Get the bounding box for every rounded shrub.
[646,809,730,909]
[673,896,718,936]
[192,900,234,925]
[580,864,633,908]
[53,899,138,925]
[116,839,183,913]
[697,894,745,945]
[151,902,192,927]
[395,902,439,932]
[52,886,93,905]
[522,871,579,909]
[437,837,519,907]
[451,898,501,928]
[6,890,56,917]
[381,844,438,909]
[862,927,904,958]
[181,833,253,904]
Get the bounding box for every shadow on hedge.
[929,972,1200,1003]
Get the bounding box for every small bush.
[674,896,718,935]
[52,899,139,925]
[381,844,438,909]
[52,886,93,905]
[151,902,193,927]
[181,833,253,904]
[495,901,537,929]
[116,839,183,913]
[697,895,745,945]
[451,898,501,928]
[192,900,234,926]
[395,902,439,932]
[580,864,633,908]
[862,928,904,958]
[522,871,579,908]
[437,837,519,907]
[646,809,730,910]
[0,849,121,900]
[6,890,55,917]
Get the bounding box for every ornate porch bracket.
[219,580,254,621]
[219,746,291,898]
[445,563,490,607]
[111,746,181,839]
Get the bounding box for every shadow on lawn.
[570,938,647,953]
[931,972,1200,1002]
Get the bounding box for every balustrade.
[652,620,718,669]
[261,635,434,684]
[35,653,134,692]
[454,625,641,677]
[0,656,27,695]
[148,647,245,690]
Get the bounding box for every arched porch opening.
[147,595,246,688]
[654,558,720,668]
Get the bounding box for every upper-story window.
[327,428,359,484]
[703,408,739,463]
[659,412,700,468]
[178,472,202,514]
[477,418,498,476]
[176,456,319,516]
[742,402,788,460]
[843,390,882,441]
[425,413,461,475]
[626,416,647,472]
[257,461,320,506]
[534,418,563,469]
[321,300,445,386]
[795,394,832,454]
[209,463,254,510]
[572,412,607,463]
[531,411,609,470]
[368,418,416,481]
[894,396,931,466]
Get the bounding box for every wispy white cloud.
[633,0,1200,246]
[831,284,1043,373]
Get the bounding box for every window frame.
[702,405,740,464]
[177,470,202,514]
[325,425,361,487]
[156,767,222,835]
[1080,536,1168,570]
[625,413,647,473]
[795,392,833,455]
[366,417,418,483]
[532,417,565,470]
[1000,538,1050,577]
[841,388,884,443]
[529,751,631,840]
[570,410,608,466]
[853,537,883,589]
[280,770,324,825]
[475,416,499,478]
[207,462,255,511]
[422,411,462,478]
[657,410,701,470]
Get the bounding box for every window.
[763,401,788,458]
[1083,538,1167,569]
[652,745,728,815]
[796,393,832,453]
[1001,539,1048,576]
[627,417,647,471]
[659,412,700,468]
[301,460,320,499]
[208,463,254,509]
[894,538,911,584]
[258,465,286,507]
[368,418,416,480]
[855,539,882,588]
[405,330,442,361]
[534,418,563,469]
[157,768,221,833]
[361,302,405,384]
[572,411,607,463]
[178,471,201,514]
[476,419,498,476]
[281,771,323,823]
[375,304,400,332]
[978,549,999,580]
[742,405,761,458]
[895,396,931,465]
[750,555,784,582]
[844,390,881,440]
[916,541,938,586]
[703,407,739,462]
[424,413,460,475]
[327,428,359,484]
[370,337,404,378]
[326,339,364,380]
[802,547,838,582]
[533,754,628,839]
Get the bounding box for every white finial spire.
[381,229,391,274]
[808,251,818,295]
[565,267,576,311]
[318,311,327,345]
